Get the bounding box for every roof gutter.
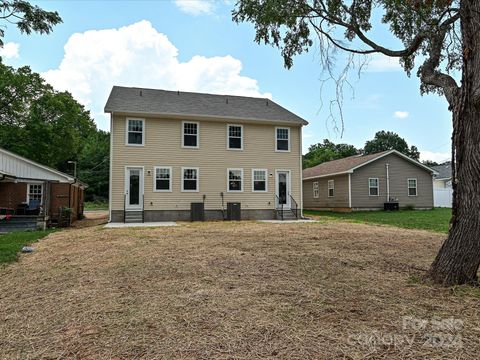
[104,110,308,126]
[303,170,353,180]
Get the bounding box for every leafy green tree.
[423,160,439,167]
[77,131,110,201]
[364,131,420,160]
[0,62,108,199]
[233,0,478,286]
[0,0,62,47]
[303,139,358,169]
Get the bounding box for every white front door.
[125,167,143,210]
[276,170,291,209]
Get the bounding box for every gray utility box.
[191,202,205,221]
[227,202,241,221]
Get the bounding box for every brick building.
[0,147,87,228]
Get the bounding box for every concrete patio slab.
[104,222,178,228]
[258,219,319,224]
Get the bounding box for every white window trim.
[153,166,172,192]
[313,181,319,199]
[275,126,291,152]
[227,124,244,150]
[368,177,380,197]
[327,179,335,197]
[408,178,418,197]
[125,118,145,146]
[181,167,199,192]
[227,168,244,192]
[26,183,43,205]
[251,168,268,192]
[181,121,200,149]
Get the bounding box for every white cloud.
[174,0,214,15]
[394,111,409,119]
[0,42,20,59]
[42,20,270,130]
[366,54,402,72]
[420,151,450,164]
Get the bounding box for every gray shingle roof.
[432,163,452,179]
[303,150,437,179]
[104,86,308,125]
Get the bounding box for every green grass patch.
[85,201,109,211]
[0,230,55,264]
[305,208,451,233]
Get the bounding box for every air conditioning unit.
[227,202,241,221]
[190,202,205,221]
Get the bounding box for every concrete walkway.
[258,219,319,224]
[104,222,178,228]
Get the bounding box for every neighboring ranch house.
[303,150,437,211]
[0,147,86,231]
[105,86,308,222]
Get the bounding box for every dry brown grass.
[1,220,479,359]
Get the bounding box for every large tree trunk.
[429,0,480,286]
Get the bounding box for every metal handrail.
[275,194,284,220]
[142,194,145,223]
[124,194,126,223]
[289,194,298,219]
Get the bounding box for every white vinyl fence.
[434,188,453,208]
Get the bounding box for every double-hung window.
[154,167,172,192]
[252,169,267,192]
[228,168,243,192]
[369,178,379,196]
[126,118,144,145]
[408,178,418,196]
[182,121,199,148]
[182,167,199,192]
[313,181,319,198]
[27,184,43,204]
[275,127,290,151]
[327,180,334,197]
[228,125,243,150]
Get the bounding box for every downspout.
[299,126,304,218]
[348,173,352,208]
[108,112,113,222]
[386,163,390,202]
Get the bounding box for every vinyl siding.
[111,115,302,211]
[351,153,434,208]
[303,174,349,209]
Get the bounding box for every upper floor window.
[127,118,144,146]
[228,168,243,192]
[313,181,319,199]
[276,127,290,151]
[27,184,43,205]
[228,125,243,150]
[154,167,172,192]
[369,178,379,196]
[328,180,334,197]
[182,167,199,192]
[252,169,267,192]
[408,178,417,196]
[182,121,199,148]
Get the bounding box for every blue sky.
[1,0,452,162]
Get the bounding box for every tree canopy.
[0,0,62,47]
[364,131,420,160]
[303,139,358,168]
[0,61,108,200]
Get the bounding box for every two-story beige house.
[105,86,308,222]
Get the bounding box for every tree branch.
[418,14,461,104]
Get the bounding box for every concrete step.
[125,211,143,223]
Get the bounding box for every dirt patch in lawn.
[0,221,478,359]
